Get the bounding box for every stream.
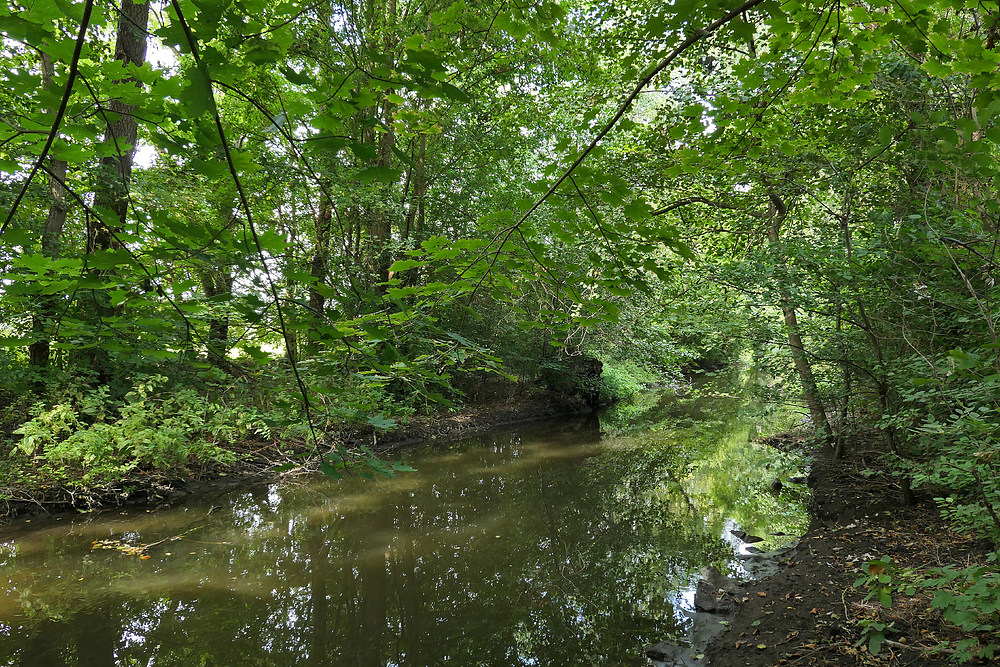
[0,383,810,666]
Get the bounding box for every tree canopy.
[1,0,999,548]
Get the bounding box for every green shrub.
[597,357,662,403]
[11,375,268,484]
[888,349,1000,544]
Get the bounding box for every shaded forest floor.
[0,385,586,526]
[701,433,994,667]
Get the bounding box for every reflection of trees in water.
[0,403,806,666]
[602,383,808,544]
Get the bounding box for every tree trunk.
[89,0,150,250]
[365,99,397,290]
[198,265,233,367]
[833,306,851,460]
[766,193,829,435]
[28,53,70,379]
[362,0,398,292]
[400,133,427,288]
[308,196,333,316]
[403,133,427,241]
[303,196,333,356]
[86,0,149,383]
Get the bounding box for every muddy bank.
[0,389,591,527]
[697,433,992,667]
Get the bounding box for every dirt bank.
[700,433,993,667]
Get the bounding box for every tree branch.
[1,0,95,237]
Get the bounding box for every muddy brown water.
[0,386,809,666]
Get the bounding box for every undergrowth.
[4,375,268,488]
[596,356,664,403]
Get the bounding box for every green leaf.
[280,65,312,86]
[244,38,284,65]
[50,140,92,163]
[87,249,135,270]
[357,166,402,184]
[352,89,378,109]
[2,228,32,247]
[623,199,651,219]
[0,156,22,174]
[320,458,345,480]
[440,82,471,103]
[868,631,885,656]
[23,0,64,23]
[404,34,425,50]
[178,65,214,118]
[389,259,425,272]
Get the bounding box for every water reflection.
[0,387,807,666]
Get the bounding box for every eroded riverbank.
[699,434,994,667]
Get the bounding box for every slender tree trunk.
[302,196,333,356]
[834,307,851,460]
[89,0,150,250]
[198,265,233,367]
[833,186,855,459]
[403,134,427,241]
[365,99,397,290]
[28,53,70,379]
[766,193,829,435]
[309,196,333,316]
[401,134,427,288]
[839,183,914,503]
[86,0,149,382]
[361,0,398,292]
[350,207,362,273]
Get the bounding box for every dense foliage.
[2,0,1000,656]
